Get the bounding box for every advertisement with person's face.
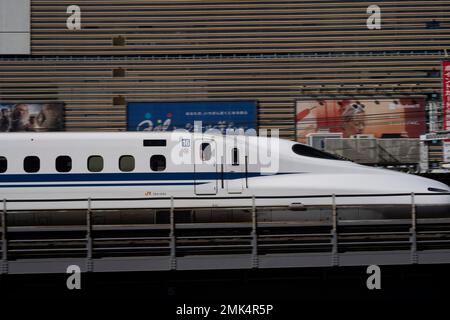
[296,99,426,143]
[0,103,64,132]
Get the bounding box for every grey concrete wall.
[0,0,30,54]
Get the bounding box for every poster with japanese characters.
[127,101,257,133]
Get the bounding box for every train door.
[225,142,245,194]
[194,138,218,195]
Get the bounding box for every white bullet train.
[0,132,449,216]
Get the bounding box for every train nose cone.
[416,175,450,193]
[378,171,449,194]
[411,175,450,217]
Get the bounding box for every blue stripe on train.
[0,172,271,184]
[0,182,201,188]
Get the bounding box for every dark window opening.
[150,155,166,171]
[143,139,167,147]
[426,19,440,29]
[201,143,212,161]
[113,68,126,78]
[292,144,344,161]
[232,148,239,166]
[428,187,449,193]
[119,155,135,172]
[56,156,72,173]
[113,35,126,46]
[113,95,126,105]
[88,156,104,172]
[0,156,7,173]
[24,156,40,173]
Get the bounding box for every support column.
[251,195,258,268]
[170,196,177,270]
[410,192,418,264]
[86,198,93,272]
[331,194,339,267]
[1,199,8,274]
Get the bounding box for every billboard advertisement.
[128,101,257,133]
[296,99,426,143]
[0,103,64,132]
[443,60,450,131]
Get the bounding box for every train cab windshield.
[292,144,344,161]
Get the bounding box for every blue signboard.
[127,101,257,133]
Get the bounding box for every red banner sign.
[443,60,450,130]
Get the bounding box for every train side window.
[119,155,135,172]
[143,139,167,147]
[150,155,166,172]
[232,148,239,166]
[201,143,212,161]
[88,156,104,172]
[56,156,72,173]
[24,156,40,173]
[0,156,7,173]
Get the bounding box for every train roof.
[0,131,278,142]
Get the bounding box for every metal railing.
[1,193,450,274]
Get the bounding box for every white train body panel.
[0,132,449,211]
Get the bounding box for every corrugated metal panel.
[0,55,440,137]
[0,1,448,135]
[30,0,450,55]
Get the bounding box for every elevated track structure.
[1,193,450,275]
